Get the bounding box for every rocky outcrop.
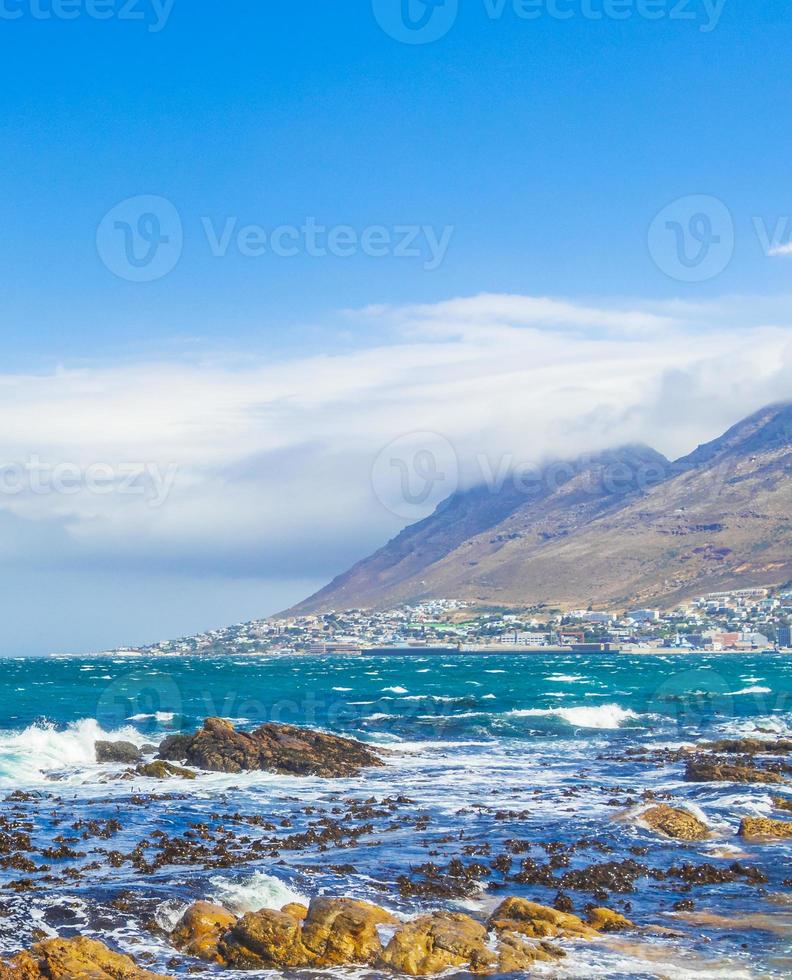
[301,897,398,965]
[170,902,236,962]
[158,718,384,777]
[684,757,786,784]
[95,741,143,764]
[488,898,597,940]
[641,804,710,841]
[738,817,792,840]
[193,897,397,970]
[0,937,171,979]
[169,895,629,975]
[217,908,312,970]
[703,738,792,755]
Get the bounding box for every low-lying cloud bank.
[1,293,790,651]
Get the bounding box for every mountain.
[287,403,792,615]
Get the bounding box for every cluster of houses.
[124,588,791,657]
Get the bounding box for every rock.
[641,804,710,841]
[301,897,398,965]
[379,912,495,976]
[170,902,236,962]
[684,757,786,784]
[587,907,634,932]
[1,937,171,979]
[281,903,309,921]
[738,817,792,840]
[703,738,792,755]
[217,908,313,970]
[488,898,597,940]
[135,761,196,780]
[95,741,142,764]
[772,795,792,813]
[158,717,384,778]
[494,933,563,972]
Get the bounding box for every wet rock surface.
[0,937,171,979]
[95,742,143,764]
[640,804,710,841]
[739,817,792,840]
[157,718,384,777]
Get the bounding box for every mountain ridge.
[286,403,792,616]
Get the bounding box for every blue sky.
[1,1,791,652]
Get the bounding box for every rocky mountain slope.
[288,403,792,614]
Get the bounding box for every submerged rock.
[158,717,384,777]
[0,937,171,979]
[170,902,236,962]
[738,817,792,840]
[95,741,143,764]
[135,761,196,780]
[641,804,710,841]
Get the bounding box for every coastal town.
[120,586,792,658]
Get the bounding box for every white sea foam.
[383,686,409,694]
[545,674,585,682]
[507,704,641,729]
[126,711,175,722]
[725,686,771,695]
[208,872,309,916]
[0,718,150,784]
[333,687,353,692]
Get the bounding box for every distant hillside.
[287,403,792,615]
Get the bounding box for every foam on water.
[208,872,310,916]
[506,704,641,729]
[0,718,149,785]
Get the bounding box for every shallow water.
[0,652,790,978]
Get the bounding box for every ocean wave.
[506,704,641,729]
[725,686,772,695]
[0,718,149,784]
[208,871,309,916]
[126,711,175,722]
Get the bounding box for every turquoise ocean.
[0,652,790,977]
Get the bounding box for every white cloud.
[0,291,790,647]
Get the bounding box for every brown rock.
[641,804,710,841]
[379,912,495,976]
[587,907,635,932]
[488,898,597,940]
[95,741,143,764]
[738,817,792,840]
[703,739,792,755]
[281,903,309,921]
[170,902,236,963]
[494,933,564,971]
[685,757,786,784]
[217,909,313,969]
[772,795,792,813]
[158,718,383,778]
[1,937,171,979]
[136,761,196,780]
[301,897,398,966]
